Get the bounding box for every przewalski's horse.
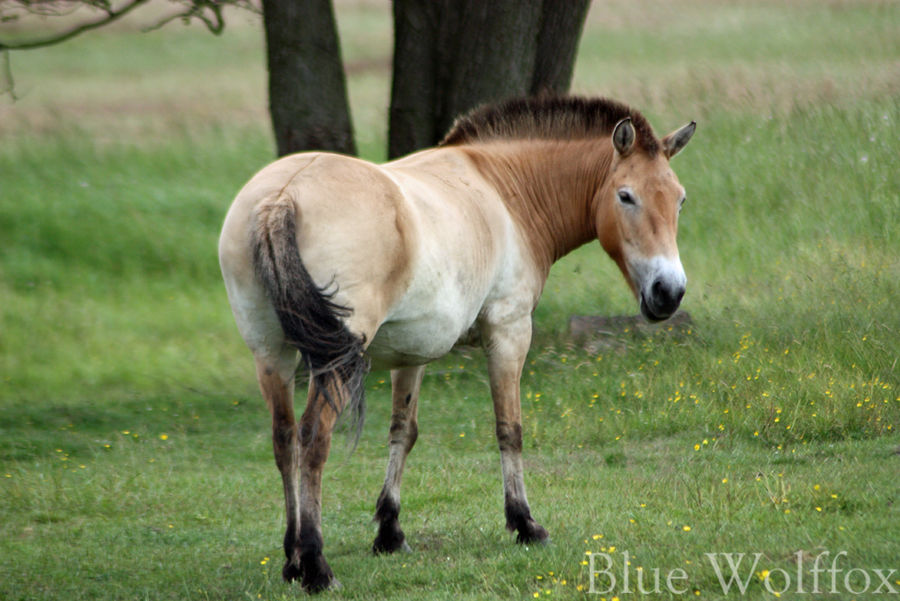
[218,95,695,591]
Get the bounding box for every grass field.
[1,1,898,599]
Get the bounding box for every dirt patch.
[568,311,693,354]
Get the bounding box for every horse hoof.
[325,578,343,591]
[298,552,336,594]
[516,522,550,545]
[282,560,302,582]
[373,536,412,555]
[302,572,336,594]
[372,524,411,555]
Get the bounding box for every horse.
[218,95,695,592]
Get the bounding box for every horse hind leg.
[253,351,305,582]
[251,319,366,592]
[373,365,424,554]
[295,371,356,592]
[248,192,370,591]
[256,354,341,591]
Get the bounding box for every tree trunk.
[388,0,589,159]
[531,0,590,95]
[387,0,441,160]
[262,0,356,157]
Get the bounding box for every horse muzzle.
[635,256,686,322]
[640,276,685,322]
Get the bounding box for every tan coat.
[218,95,695,591]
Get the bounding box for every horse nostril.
[651,279,684,309]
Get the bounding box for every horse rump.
[251,196,368,442]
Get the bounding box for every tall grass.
[1,1,898,599]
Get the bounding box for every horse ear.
[662,121,696,159]
[612,118,636,156]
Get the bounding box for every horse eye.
[617,189,636,205]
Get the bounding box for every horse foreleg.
[483,318,549,545]
[373,365,424,554]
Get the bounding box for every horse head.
[596,117,696,322]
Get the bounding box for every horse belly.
[366,281,484,369]
[365,319,461,369]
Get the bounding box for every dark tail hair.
[251,196,368,445]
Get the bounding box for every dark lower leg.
[294,383,341,592]
[256,361,304,579]
[278,461,302,582]
[297,476,334,592]
[373,367,422,554]
[483,319,548,544]
[497,423,548,544]
[373,488,409,554]
[504,491,549,544]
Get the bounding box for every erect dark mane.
[440,95,660,156]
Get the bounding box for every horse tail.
[251,195,367,444]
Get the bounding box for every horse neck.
[460,139,613,276]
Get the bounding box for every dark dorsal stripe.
[440,95,660,156]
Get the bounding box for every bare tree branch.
[0,0,261,99]
[0,0,150,51]
[143,1,230,35]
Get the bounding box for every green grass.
[1,1,899,599]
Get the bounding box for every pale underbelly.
[364,317,481,371]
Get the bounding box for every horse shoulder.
[382,149,518,303]
[359,150,541,364]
